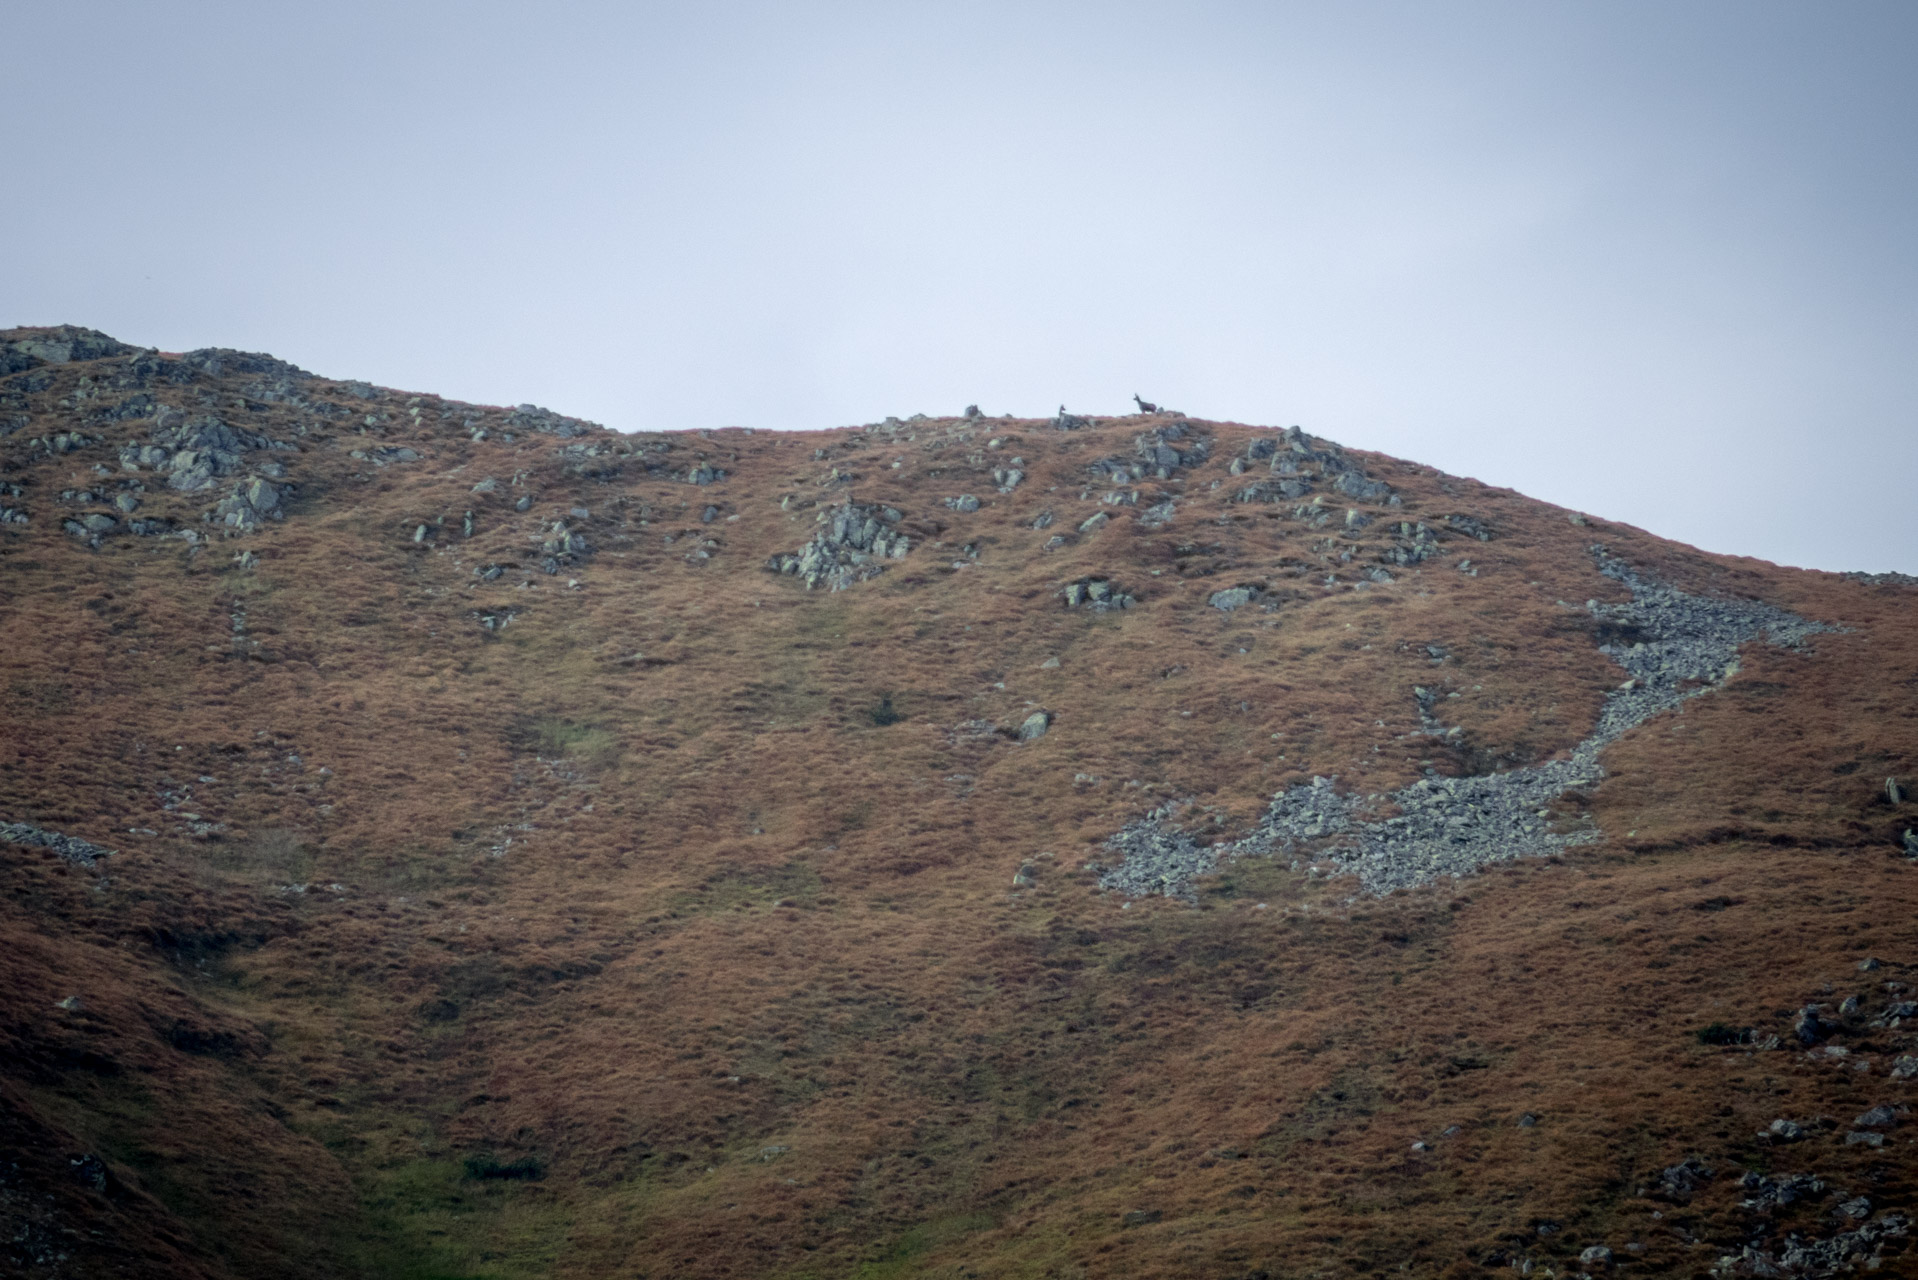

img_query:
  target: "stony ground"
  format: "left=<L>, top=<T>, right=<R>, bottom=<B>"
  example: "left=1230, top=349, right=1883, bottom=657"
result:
left=2, top=325, right=1916, bottom=1279
left=1095, top=548, right=1845, bottom=899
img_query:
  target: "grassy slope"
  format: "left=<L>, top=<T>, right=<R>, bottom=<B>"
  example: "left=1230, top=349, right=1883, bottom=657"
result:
left=1, top=328, right=1914, bottom=1278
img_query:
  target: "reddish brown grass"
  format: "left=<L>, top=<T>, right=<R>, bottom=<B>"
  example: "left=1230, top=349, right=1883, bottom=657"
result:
left=2, top=327, right=1914, bottom=1278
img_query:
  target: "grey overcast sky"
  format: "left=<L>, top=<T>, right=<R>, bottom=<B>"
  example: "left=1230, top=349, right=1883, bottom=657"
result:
left=6, top=2, right=1915, bottom=572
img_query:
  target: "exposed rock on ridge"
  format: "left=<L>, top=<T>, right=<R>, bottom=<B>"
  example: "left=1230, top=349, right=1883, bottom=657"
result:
left=767, top=500, right=911, bottom=590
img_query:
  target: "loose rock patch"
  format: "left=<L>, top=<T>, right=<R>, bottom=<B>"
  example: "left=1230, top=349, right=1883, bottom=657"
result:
left=767, top=501, right=911, bottom=591
left=1095, top=548, right=1840, bottom=898
left=0, top=822, right=116, bottom=869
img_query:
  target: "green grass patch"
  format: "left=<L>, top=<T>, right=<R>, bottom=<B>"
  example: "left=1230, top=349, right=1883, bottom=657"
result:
left=528, top=717, right=621, bottom=769
left=847, top=1211, right=998, bottom=1279
left=205, top=826, right=313, bottom=883
left=669, top=860, right=823, bottom=915
left=349, top=1156, right=572, bottom=1280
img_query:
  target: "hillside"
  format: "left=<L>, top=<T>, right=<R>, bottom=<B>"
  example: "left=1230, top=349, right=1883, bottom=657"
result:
left=2, top=324, right=1915, bottom=1279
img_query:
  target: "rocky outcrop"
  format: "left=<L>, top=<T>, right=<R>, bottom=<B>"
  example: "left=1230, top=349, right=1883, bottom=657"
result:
left=96, top=391, right=160, bottom=422
left=1224, top=436, right=1279, bottom=475
left=122, top=413, right=272, bottom=492
left=1331, top=469, right=1392, bottom=501
left=32, top=429, right=96, bottom=456
left=1135, top=423, right=1209, bottom=477
left=214, top=476, right=285, bottom=532
left=174, top=347, right=311, bottom=385
left=1089, top=422, right=1211, bottom=484
left=62, top=513, right=117, bottom=544
left=1446, top=514, right=1494, bottom=541
left=505, top=403, right=599, bottom=438
left=1234, top=476, right=1314, bottom=504
left=1063, top=578, right=1136, bottom=610
left=1207, top=585, right=1268, bottom=611
left=768, top=502, right=911, bottom=591
left=534, top=514, right=593, bottom=573
left=1, top=327, right=134, bottom=370
left=1379, top=521, right=1446, bottom=566
left=1138, top=498, right=1176, bottom=528
left=1723, top=1210, right=1909, bottom=1279
left=1017, top=711, right=1052, bottom=741
left=1245, top=426, right=1397, bottom=506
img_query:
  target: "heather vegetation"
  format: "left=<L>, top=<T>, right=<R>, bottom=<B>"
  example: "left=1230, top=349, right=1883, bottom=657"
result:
left=2, top=326, right=1915, bottom=1278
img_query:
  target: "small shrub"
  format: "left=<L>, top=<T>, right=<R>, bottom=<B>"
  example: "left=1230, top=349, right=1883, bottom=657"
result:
left=420, top=998, right=460, bottom=1023
left=462, top=1153, right=544, bottom=1181
left=868, top=695, right=903, bottom=726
